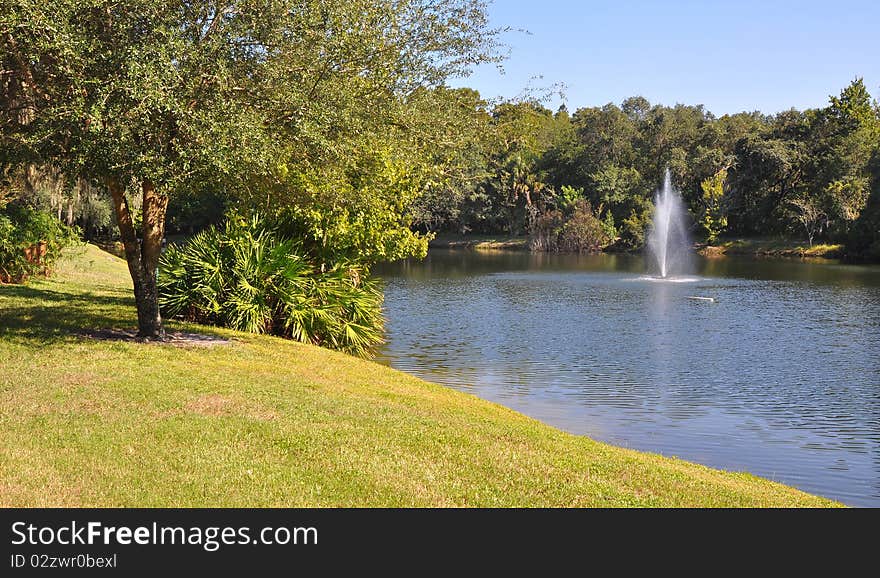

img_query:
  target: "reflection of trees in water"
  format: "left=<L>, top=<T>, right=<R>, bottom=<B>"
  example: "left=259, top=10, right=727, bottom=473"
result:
left=700, top=257, right=880, bottom=286
left=376, top=249, right=648, bottom=281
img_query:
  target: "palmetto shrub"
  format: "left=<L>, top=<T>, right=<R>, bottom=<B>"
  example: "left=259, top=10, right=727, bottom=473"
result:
left=158, top=216, right=383, bottom=356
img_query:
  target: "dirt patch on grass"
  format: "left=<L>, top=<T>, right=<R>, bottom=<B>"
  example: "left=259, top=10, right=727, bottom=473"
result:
left=79, top=329, right=232, bottom=347
left=0, top=479, right=83, bottom=507
left=186, top=394, right=232, bottom=416
left=56, top=371, right=103, bottom=387
left=184, top=393, right=277, bottom=421
left=697, top=240, right=845, bottom=260
left=0, top=372, right=123, bottom=418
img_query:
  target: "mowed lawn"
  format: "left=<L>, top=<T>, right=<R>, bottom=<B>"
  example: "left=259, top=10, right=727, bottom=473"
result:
left=0, top=245, right=840, bottom=507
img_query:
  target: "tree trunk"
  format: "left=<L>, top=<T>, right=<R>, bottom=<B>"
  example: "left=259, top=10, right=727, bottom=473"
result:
left=108, top=177, right=169, bottom=339
left=65, top=190, right=75, bottom=227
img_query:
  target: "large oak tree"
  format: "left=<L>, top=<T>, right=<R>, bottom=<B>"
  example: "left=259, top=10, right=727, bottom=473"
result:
left=1, top=0, right=498, bottom=337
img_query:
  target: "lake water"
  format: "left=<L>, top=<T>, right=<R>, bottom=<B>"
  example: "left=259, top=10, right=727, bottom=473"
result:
left=375, top=250, right=880, bottom=507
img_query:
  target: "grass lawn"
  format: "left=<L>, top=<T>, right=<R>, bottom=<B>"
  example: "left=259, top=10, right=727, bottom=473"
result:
left=0, top=244, right=840, bottom=507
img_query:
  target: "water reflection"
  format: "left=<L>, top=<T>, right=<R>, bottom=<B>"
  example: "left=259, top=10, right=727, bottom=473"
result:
left=375, top=250, right=880, bottom=506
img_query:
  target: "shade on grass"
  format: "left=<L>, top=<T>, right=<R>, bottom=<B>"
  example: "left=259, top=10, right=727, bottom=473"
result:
left=0, top=245, right=840, bottom=507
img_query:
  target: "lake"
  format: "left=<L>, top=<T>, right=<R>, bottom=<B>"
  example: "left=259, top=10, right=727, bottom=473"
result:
left=375, top=249, right=880, bottom=507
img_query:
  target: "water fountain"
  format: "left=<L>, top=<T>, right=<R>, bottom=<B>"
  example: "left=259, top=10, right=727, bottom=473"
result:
left=647, top=169, right=691, bottom=279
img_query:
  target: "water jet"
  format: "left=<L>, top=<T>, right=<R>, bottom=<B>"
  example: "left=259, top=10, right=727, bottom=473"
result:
left=647, top=169, right=691, bottom=278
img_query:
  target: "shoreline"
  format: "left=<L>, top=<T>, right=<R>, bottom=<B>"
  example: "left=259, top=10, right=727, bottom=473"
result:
left=696, top=238, right=845, bottom=260
left=428, top=234, right=869, bottom=262
left=428, top=234, right=529, bottom=251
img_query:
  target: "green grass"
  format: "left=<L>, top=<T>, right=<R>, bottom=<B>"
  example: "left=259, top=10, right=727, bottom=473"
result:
left=701, top=237, right=844, bottom=259
left=0, top=244, right=840, bottom=507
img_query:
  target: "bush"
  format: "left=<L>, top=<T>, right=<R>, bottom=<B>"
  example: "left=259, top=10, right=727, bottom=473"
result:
left=529, top=200, right=610, bottom=252
left=528, top=209, right=563, bottom=252
left=158, top=215, right=384, bottom=356
left=559, top=200, right=611, bottom=252
left=617, top=207, right=650, bottom=250
left=0, top=204, right=79, bottom=283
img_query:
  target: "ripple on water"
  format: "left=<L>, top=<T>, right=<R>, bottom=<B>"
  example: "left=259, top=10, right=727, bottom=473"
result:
left=630, top=275, right=703, bottom=283
left=375, top=251, right=880, bottom=506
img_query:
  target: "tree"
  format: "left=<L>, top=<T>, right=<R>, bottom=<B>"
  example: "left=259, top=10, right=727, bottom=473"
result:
left=621, top=96, right=651, bottom=123
left=828, top=78, right=876, bottom=132
left=728, top=136, right=805, bottom=234
left=637, top=103, right=710, bottom=196
left=807, top=79, right=879, bottom=238
left=480, top=101, right=557, bottom=234
left=408, top=88, right=493, bottom=233
left=788, top=195, right=826, bottom=247
left=848, top=149, right=880, bottom=258
left=1, top=0, right=498, bottom=337
left=699, top=168, right=728, bottom=243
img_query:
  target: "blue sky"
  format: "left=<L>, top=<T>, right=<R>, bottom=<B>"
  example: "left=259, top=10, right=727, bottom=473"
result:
left=450, top=0, right=880, bottom=115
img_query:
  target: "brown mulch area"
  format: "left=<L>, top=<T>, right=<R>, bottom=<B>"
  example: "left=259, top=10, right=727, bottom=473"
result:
left=79, top=328, right=233, bottom=347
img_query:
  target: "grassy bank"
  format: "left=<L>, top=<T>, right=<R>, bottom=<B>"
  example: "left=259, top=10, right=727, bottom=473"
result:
left=430, top=233, right=849, bottom=261
left=429, top=234, right=528, bottom=251
left=0, top=245, right=839, bottom=507
left=699, top=238, right=845, bottom=259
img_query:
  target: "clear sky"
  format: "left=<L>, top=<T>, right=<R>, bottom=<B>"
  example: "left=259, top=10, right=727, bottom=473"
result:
left=450, top=0, right=880, bottom=116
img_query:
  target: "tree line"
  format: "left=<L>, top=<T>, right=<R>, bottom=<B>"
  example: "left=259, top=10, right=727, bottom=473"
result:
left=412, top=79, right=880, bottom=258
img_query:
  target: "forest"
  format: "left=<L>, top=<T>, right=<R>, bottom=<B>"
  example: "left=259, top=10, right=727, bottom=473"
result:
left=10, top=79, right=880, bottom=259
left=408, top=79, right=880, bottom=258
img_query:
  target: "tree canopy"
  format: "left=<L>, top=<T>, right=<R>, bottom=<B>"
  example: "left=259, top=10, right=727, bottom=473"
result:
left=413, top=78, right=880, bottom=258
left=1, top=0, right=500, bottom=336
